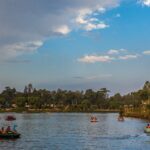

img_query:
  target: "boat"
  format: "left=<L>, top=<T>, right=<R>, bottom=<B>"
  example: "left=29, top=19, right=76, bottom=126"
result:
left=144, top=123, right=150, bottom=133
left=144, top=127, right=150, bottom=133
left=118, top=116, right=124, bottom=122
left=0, top=132, right=20, bottom=139
left=91, top=120, right=98, bottom=122
left=90, top=116, right=98, bottom=122
left=0, top=115, right=21, bottom=139
left=5, top=115, right=16, bottom=121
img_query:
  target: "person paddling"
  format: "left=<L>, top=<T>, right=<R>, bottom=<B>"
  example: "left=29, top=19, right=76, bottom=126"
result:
left=13, top=125, right=18, bottom=133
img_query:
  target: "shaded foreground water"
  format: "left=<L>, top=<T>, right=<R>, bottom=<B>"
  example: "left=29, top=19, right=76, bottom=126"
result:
left=0, top=113, right=150, bottom=150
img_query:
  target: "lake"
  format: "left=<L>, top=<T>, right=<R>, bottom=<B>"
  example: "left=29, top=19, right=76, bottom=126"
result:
left=0, top=113, right=150, bottom=150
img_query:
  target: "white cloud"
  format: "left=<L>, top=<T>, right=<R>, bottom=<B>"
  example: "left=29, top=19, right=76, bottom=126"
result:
left=120, top=49, right=127, bottom=52
left=78, top=8, right=92, bottom=16
left=78, top=55, right=114, bottom=63
left=76, top=16, right=88, bottom=24
left=74, top=74, right=112, bottom=80
left=143, top=50, right=150, bottom=55
left=0, top=41, right=43, bottom=61
left=107, top=49, right=127, bottom=55
left=78, top=49, right=140, bottom=63
left=0, top=0, right=119, bottom=60
left=84, top=22, right=109, bottom=31
left=139, top=0, right=150, bottom=6
left=119, top=54, right=138, bottom=60
left=115, top=13, right=121, bottom=17
left=108, top=49, right=119, bottom=55
left=75, top=7, right=109, bottom=31
left=98, top=7, right=106, bottom=13
left=54, top=25, right=71, bottom=35
left=97, top=23, right=109, bottom=29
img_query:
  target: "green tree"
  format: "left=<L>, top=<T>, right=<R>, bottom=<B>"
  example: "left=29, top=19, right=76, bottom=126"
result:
left=81, top=99, right=91, bottom=111
left=15, top=97, right=26, bottom=108
left=1, top=86, right=16, bottom=107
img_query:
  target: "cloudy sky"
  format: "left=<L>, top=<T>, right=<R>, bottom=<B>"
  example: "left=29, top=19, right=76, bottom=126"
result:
left=0, top=0, right=150, bottom=94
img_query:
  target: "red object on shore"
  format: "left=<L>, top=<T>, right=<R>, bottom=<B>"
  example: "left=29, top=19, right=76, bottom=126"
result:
left=5, top=115, right=16, bottom=121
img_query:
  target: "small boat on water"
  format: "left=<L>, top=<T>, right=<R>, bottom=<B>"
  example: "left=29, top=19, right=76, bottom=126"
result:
left=90, top=116, right=98, bottom=122
left=91, top=120, right=98, bottom=123
left=144, top=127, right=150, bottom=133
left=144, top=123, right=150, bottom=133
left=5, top=115, right=16, bottom=121
left=118, top=116, right=124, bottom=122
left=0, top=132, right=20, bottom=139
left=0, top=115, right=21, bottom=139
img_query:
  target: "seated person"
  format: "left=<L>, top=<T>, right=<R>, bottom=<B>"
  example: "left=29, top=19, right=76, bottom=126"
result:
left=1, top=127, right=5, bottom=134
left=91, top=116, right=97, bottom=121
left=13, top=125, right=17, bottom=133
left=5, top=126, right=11, bottom=133
left=91, top=116, right=94, bottom=120
left=147, top=123, right=150, bottom=128
left=94, top=116, right=97, bottom=120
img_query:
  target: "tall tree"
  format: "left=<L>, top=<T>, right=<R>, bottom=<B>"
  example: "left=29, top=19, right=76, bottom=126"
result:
left=28, top=83, right=33, bottom=93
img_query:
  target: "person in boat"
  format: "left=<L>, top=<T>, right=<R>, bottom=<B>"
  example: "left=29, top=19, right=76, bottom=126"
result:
left=0, top=127, right=4, bottom=134
left=146, top=123, right=150, bottom=128
left=118, top=115, right=124, bottom=121
left=5, top=126, right=11, bottom=133
left=91, top=116, right=97, bottom=121
left=118, top=110, right=124, bottom=121
left=94, top=116, right=97, bottom=121
left=1, top=127, right=4, bottom=133
left=13, top=125, right=17, bottom=133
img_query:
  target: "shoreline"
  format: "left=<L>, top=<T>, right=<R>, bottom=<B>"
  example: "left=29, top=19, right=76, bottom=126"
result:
left=124, top=112, right=150, bottom=120
left=123, top=107, right=150, bottom=120
left=0, top=109, right=119, bottom=113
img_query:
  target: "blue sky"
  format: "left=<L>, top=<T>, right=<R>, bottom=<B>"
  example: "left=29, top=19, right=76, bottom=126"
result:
left=0, top=0, right=150, bottom=94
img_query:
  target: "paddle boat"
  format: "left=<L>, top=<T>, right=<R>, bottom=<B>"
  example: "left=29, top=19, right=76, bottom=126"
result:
left=0, top=115, right=21, bottom=139
left=0, top=125, right=21, bottom=139
left=144, top=123, right=150, bottom=133
left=5, top=115, right=16, bottom=121
left=0, top=132, right=20, bottom=139
left=118, top=116, right=124, bottom=122
left=90, top=116, right=98, bottom=122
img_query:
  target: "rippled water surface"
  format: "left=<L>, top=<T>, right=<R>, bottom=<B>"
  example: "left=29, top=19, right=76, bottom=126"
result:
left=0, top=113, right=150, bottom=150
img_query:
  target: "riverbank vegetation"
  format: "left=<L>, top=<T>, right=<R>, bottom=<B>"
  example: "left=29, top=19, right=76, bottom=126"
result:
left=0, top=81, right=149, bottom=113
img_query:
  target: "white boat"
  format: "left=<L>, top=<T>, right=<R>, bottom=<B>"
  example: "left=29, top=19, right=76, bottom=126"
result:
left=144, top=127, right=150, bottom=133
left=144, top=123, right=150, bottom=133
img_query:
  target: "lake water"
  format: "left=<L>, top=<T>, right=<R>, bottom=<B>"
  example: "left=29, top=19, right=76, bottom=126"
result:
left=0, top=113, right=150, bottom=150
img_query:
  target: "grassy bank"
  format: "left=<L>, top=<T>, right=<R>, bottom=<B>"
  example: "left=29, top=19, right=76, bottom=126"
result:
left=124, top=107, right=150, bottom=120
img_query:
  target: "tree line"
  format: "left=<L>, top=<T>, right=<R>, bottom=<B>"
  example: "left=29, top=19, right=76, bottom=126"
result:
left=0, top=81, right=149, bottom=112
